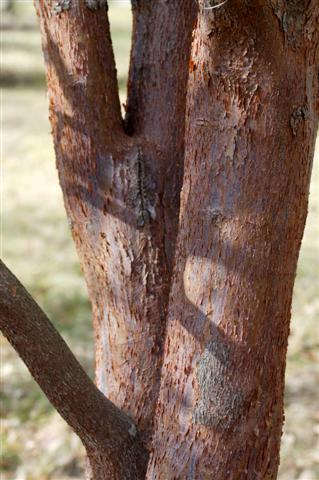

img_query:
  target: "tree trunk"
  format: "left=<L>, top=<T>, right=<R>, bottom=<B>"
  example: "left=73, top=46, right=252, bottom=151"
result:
left=34, top=0, right=196, bottom=446
left=147, top=1, right=319, bottom=478
left=0, top=261, right=148, bottom=480
left=2, top=0, right=316, bottom=478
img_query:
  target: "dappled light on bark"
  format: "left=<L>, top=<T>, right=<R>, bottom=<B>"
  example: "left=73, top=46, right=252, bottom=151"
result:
left=1, top=0, right=318, bottom=478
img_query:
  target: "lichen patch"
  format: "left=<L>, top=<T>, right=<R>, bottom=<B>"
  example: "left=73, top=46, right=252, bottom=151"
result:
left=84, top=0, right=107, bottom=10
left=52, top=0, right=71, bottom=15
left=193, top=339, right=246, bottom=429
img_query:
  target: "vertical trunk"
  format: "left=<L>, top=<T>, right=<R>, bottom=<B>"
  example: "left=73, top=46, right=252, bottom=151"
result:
left=148, top=1, right=319, bottom=478
left=34, top=0, right=319, bottom=477
left=35, top=0, right=195, bottom=446
left=125, top=0, right=196, bottom=266
left=88, top=0, right=196, bottom=444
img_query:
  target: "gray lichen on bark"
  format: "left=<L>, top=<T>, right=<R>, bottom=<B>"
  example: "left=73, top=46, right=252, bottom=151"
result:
left=193, top=339, right=246, bottom=429
left=84, top=0, right=107, bottom=10
left=51, top=0, right=71, bottom=15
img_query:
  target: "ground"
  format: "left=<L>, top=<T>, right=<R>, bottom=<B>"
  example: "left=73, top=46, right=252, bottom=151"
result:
left=1, top=3, right=318, bottom=479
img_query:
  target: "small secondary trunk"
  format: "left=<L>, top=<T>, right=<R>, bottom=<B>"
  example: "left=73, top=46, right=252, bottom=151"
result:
left=147, top=2, right=319, bottom=479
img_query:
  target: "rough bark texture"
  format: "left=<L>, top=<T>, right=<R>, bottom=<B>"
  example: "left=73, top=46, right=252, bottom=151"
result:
left=147, top=1, right=319, bottom=478
left=3, top=0, right=318, bottom=478
left=0, top=260, right=148, bottom=480
left=34, top=0, right=196, bottom=446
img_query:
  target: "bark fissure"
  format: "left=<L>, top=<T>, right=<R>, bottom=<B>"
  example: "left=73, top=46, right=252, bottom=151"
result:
left=132, top=145, right=156, bottom=228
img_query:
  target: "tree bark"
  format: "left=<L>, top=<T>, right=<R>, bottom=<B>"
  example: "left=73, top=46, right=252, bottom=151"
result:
left=147, top=1, right=319, bottom=478
left=3, top=0, right=317, bottom=478
left=0, top=260, right=148, bottom=480
left=34, top=0, right=196, bottom=446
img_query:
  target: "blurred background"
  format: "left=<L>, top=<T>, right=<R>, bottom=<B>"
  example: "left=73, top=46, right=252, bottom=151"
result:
left=0, top=1, right=318, bottom=479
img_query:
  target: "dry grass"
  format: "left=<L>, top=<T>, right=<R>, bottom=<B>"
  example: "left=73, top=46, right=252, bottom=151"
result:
left=1, top=3, right=318, bottom=479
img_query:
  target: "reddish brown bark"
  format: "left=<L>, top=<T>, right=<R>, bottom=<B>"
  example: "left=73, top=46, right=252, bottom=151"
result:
left=0, top=260, right=148, bottom=480
left=147, top=1, right=319, bottom=478
left=3, top=0, right=318, bottom=478
left=34, top=0, right=196, bottom=446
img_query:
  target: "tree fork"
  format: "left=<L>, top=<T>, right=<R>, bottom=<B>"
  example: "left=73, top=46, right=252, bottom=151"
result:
left=34, top=0, right=196, bottom=445
left=4, top=0, right=318, bottom=478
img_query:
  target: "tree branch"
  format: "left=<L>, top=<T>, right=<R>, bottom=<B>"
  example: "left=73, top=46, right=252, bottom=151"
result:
left=126, top=0, right=197, bottom=264
left=34, top=0, right=125, bottom=185
left=0, top=260, right=148, bottom=479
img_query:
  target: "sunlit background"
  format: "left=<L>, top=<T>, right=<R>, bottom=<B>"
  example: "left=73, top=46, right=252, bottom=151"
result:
left=1, top=1, right=318, bottom=479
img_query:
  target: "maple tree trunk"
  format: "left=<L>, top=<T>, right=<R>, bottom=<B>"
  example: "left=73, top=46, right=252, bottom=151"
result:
left=1, top=0, right=318, bottom=479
